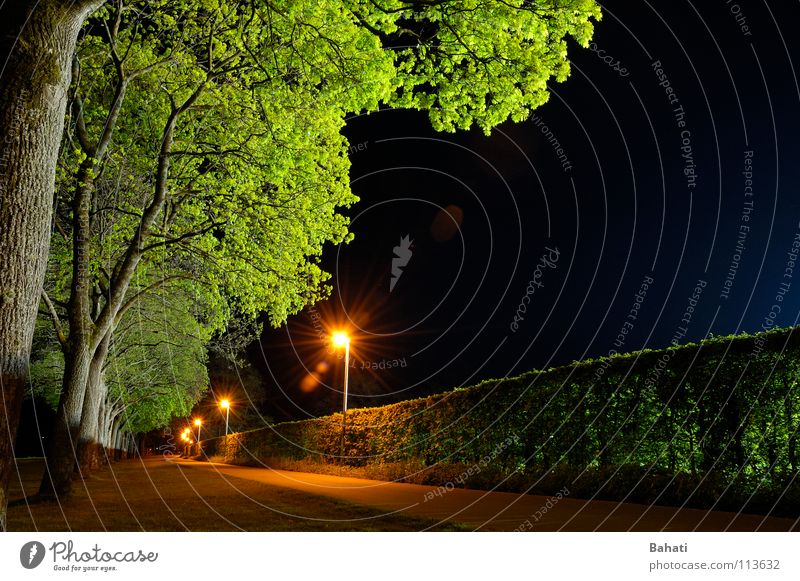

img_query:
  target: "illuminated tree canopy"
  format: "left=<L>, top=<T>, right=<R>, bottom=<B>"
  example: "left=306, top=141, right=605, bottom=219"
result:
left=0, top=0, right=600, bottom=519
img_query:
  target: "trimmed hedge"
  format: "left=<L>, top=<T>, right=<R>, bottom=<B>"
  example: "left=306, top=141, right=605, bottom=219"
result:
left=198, top=326, right=800, bottom=514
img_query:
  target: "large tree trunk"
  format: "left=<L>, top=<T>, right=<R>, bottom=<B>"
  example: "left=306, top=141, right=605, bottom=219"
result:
left=40, top=135, right=101, bottom=497
left=38, top=342, right=93, bottom=497
left=103, top=407, right=116, bottom=457
left=76, top=334, right=110, bottom=474
left=111, top=419, right=122, bottom=460
left=115, top=427, right=126, bottom=460
left=97, top=398, right=112, bottom=463
left=0, top=0, right=102, bottom=531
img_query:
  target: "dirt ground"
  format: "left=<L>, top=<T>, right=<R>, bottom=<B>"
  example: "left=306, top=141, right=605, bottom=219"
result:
left=9, top=456, right=797, bottom=532
left=6, top=457, right=461, bottom=531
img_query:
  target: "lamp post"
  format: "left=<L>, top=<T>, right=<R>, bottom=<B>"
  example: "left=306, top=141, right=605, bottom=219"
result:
left=220, top=400, right=230, bottom=436
left=194, top=418, right=202, bottom=443
left=332, top=332, right=350, bottom=462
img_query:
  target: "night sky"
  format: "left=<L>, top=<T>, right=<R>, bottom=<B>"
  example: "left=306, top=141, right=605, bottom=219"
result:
left=246, top=0, right=800, bottom=423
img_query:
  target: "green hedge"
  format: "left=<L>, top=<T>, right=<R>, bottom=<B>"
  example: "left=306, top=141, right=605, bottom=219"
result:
left=198, top=326, right=800, bottom=514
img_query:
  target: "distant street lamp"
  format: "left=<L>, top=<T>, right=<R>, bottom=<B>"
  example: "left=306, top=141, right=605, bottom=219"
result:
left=194, top=418, right=202, bottom=442
left=332, top=331, right=351, bottom=462
left=220, top=399, right=231, bottom=435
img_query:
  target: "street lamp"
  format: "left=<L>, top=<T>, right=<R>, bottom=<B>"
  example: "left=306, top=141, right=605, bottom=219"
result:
left=332, top=331, right=350, bottom=462
left=220, top=399, right=230, bottom=436
left=194, top=418, right=202, bottom=442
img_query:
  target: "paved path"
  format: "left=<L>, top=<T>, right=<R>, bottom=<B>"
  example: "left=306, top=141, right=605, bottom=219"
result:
left=171, top=459, right=798, bottom=531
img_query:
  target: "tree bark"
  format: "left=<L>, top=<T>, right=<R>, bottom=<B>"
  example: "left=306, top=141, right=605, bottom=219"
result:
left=76, top=333, right=110, bottom=474
left=39, top=342, right=93, bottom=497
left=0, top=0, right=103, bottom=531
left=103, top=407, right=117, bottom=457
left=40, top=161, right=99, bottom=496
left=111, top=420, right=122, bottom=460
left=97, top=398, right=112, bottom=464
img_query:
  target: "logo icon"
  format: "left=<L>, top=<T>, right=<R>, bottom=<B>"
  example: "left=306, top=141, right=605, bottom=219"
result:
left=20, top=541, right=46, bottom=569
left=390, top=235, right=413, bottom=292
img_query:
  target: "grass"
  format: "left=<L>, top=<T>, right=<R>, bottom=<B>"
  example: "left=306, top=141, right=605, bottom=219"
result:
left=7, top=456, right=463, bottom=531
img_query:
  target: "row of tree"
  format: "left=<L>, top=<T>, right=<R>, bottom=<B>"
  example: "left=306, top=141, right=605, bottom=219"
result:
left=0, top=0, right=601, bottom=530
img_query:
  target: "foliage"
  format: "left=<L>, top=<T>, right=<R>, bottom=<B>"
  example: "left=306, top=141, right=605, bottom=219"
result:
left=55, top=0, right=601, bottom=327
left=28, top=322, right=65, bottom=411
left=31, top=283, right=209, bottom=434
left=376, top=0, right=602, bottom=132
left=105, top=285, right=210, bottom=433
left=200, top=326, right=800, bottom=514
left=38, top=0, right=602, bottom=436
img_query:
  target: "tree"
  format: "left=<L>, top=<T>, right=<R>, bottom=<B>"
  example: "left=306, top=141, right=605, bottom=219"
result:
left=2, top=0, right=601, bottom=521
left=0, top=0, right=105, bottom=532
left=39, top=0, right=382, bottom=497
left=98, top=287, right=210, bottom=460
left=31, top=281, right=210, bottom=468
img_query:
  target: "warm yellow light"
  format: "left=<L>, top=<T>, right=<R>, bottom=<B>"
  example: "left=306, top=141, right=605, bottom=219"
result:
left=220, top=399, right=230, bottom=409
left=332, top=332, right=350, bottom=347
left=194, top=419, right=202, bottom=427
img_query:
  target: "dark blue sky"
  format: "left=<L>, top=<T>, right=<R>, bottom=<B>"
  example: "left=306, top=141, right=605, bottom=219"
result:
left=255, top=0, right=800, bottom=421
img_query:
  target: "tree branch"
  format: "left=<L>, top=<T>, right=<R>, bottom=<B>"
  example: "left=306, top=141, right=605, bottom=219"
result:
left=94, top=81, right=208, bottom=344
left=113, top=274, right=194, bottom=326
left=141, top=220, right=222, bottom=253
left=70, top=58, right=93, bottom=154
left=41, top=290, right=68, bottom=349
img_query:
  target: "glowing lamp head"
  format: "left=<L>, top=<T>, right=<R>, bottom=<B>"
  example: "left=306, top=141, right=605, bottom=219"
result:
left=332, top=332, right=350, bottom=348
left=220, top=399, right=230, bottom=410
left=194, top=419, right=202, bottom=427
